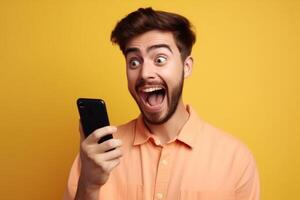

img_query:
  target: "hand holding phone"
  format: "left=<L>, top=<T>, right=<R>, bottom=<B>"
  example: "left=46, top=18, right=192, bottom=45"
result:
left=75, top=98, right=123, bottom=197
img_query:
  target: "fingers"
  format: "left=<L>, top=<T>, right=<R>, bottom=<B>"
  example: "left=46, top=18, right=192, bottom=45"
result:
left=85, top=126, right=117, bottom=144
left=84, top=146, right=122, bottom=173
left=105, top=159, right=121, bottom=172
left=79, top=125, right=122, bottom=175
left=95, top=147, right=123, bottom=161
left=93, top=158, right=121, bottom=173
left=83, top=139, right=122, bottom=157
left=94, top=153, right=121, bottom=172
left=96, top=139, right=122, bottom=152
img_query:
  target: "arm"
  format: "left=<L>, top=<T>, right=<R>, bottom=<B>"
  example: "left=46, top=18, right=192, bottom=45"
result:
left=63, top=125, right=122, bottom=200
left=74, top=178, right=100, bottom=200
left=235, top=149, right=260, bottom=200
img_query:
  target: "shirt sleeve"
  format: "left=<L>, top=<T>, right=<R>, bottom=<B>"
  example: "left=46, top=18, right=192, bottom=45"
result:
left=63, top=154, right=81, bottom=200
left=235, top=147, right=260, bottom=200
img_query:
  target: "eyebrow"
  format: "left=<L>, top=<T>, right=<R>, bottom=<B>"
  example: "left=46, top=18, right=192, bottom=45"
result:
left=124, top=44, right=173, bottom=56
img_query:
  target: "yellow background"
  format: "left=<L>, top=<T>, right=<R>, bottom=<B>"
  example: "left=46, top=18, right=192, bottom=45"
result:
left=0, top=0, right=299, bottom=199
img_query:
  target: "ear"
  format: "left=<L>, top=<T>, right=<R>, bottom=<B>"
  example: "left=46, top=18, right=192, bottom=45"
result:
left=183, top=56, right=193, bottom=78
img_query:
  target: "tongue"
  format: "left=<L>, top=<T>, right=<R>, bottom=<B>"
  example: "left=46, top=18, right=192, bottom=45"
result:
left=148, top=93, right=164, bottom=106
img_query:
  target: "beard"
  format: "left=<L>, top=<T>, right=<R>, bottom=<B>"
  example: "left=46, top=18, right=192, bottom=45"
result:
left=131, top=71, right=184, bottom=125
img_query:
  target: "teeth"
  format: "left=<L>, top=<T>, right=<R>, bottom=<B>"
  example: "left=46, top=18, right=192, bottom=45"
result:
left=142, top=87, right=163, bottom=93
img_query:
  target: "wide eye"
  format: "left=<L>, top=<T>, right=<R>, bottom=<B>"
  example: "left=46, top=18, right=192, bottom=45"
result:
left=155, top=56, right=167, bottom=66
left=129, top=59, right=141, bottom=69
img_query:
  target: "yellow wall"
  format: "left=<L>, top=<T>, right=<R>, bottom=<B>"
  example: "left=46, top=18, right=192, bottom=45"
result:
left=0, top=0, right=299, bottom=199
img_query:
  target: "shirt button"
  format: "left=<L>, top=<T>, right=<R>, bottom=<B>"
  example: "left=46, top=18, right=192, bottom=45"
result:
left=156, top=193, right=163, bottom=199
left=161, top=159, right=168, bottom=165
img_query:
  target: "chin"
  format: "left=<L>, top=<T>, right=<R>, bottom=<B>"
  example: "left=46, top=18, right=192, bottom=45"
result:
left=142, top=110, right=170, bottom=125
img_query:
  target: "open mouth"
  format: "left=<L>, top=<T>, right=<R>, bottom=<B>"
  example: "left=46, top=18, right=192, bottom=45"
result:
left=138, top=86, right=166, bottom=111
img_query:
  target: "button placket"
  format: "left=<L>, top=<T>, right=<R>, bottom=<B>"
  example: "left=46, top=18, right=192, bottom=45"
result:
left=153, top=145, right=172, bottom=199
left=156, top=192, right=163, bottom=199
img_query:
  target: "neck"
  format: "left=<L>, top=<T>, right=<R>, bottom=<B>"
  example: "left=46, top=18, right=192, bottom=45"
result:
left=144, top=99, right=189, bottom=144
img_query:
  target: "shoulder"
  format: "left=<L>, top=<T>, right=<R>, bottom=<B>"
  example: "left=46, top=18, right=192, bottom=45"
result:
left=204, top=122, right=241, bottom=145
left=200, top=122, right=260, bottom=196
left=203, top=121, right=247, bottom=148
left=200, top=120, right=256, bottom=168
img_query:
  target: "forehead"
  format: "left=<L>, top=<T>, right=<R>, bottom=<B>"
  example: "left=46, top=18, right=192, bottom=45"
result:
left=125, top=30, right=178, bottom=53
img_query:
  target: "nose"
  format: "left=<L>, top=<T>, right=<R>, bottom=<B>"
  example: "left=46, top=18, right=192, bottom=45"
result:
left=139, top=60, right=156, bottom=80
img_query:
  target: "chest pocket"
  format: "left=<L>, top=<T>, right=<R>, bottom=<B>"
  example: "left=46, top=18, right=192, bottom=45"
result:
left=179, top=190, right=236, bottom=200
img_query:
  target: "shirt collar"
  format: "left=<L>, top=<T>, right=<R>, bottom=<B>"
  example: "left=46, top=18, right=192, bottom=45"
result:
left=176, top=105, right=203, bottom=148
left=133, top=115, right=152, bottom=146
left=133, top=105, right=203, bottom=148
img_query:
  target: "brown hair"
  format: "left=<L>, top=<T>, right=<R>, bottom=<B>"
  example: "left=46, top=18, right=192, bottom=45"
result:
left=110, top=7, right=196, bottom=61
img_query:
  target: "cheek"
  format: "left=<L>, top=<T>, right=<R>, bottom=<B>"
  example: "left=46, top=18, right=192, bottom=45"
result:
left=160, top=66, right=183, bottom=87
left=126, top=70, right=137, bottom=90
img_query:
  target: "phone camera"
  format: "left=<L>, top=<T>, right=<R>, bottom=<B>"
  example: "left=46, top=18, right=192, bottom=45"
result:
left=78, top=101, right=85, bottom=108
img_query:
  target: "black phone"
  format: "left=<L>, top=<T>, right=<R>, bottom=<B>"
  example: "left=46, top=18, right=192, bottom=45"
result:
left=77, top=98, right=113, bottom=143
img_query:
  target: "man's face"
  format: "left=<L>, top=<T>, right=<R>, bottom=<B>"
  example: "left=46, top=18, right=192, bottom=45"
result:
left=125, top=30, right=186, bottom=124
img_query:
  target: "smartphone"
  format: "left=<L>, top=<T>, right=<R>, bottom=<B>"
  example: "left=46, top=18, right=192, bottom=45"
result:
left=77, top=98, right=113, bottom=143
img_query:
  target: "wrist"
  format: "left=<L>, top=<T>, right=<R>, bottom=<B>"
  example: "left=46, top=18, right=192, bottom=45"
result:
left=75, top=177, right=101, bottom=200
left=78, top=176, right=102, bottom=190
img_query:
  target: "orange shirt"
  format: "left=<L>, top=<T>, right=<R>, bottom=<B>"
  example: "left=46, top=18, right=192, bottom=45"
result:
left=64, top=105, right=260, bottom=200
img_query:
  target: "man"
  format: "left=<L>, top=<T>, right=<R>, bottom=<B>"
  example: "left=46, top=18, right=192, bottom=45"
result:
left=64, top=7, right=260, bottom=200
